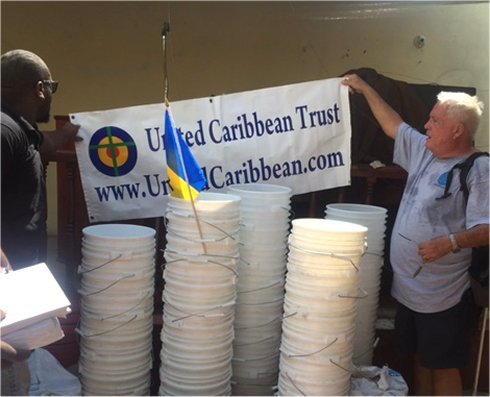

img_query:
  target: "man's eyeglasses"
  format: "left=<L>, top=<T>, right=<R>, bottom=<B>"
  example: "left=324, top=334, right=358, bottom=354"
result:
left=41, top=80, right=59, bottom=94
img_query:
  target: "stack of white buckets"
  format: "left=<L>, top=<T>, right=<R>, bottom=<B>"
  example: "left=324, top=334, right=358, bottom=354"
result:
left=227, top=183, right=292, bottom=396
left=279, top=218, right=368, bottom=395
left=325, top=203, right=388, bottom=365
left=77, top=224, right=156, bottom=395
left=159, top=192, right=241, bottom=395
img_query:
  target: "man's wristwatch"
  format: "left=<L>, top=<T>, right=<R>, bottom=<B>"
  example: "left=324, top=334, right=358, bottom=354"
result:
left=448, top=233, right=461, bottom=253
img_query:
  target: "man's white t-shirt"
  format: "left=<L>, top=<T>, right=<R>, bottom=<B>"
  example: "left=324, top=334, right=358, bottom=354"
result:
left=390, top=122, right=489, bottom=313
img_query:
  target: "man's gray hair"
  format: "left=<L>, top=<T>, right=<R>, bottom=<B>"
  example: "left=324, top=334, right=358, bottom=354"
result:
left=437, top=91, right=484, bottom=136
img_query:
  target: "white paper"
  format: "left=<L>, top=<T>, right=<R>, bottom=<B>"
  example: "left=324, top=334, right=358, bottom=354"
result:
left=2, top=317, right=65, bottom=350
left=0, top=263, right=71, bottom=336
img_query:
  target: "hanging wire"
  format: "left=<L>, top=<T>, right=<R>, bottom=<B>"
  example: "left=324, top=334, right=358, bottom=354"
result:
left=161, top=21, right=170, bottom=102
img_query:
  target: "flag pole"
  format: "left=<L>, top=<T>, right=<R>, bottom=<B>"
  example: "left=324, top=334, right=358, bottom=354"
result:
left=162, top=23, right=207, bottom=255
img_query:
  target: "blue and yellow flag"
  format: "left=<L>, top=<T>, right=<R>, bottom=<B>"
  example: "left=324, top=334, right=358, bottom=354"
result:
left=164, top=107, right=207, bottom=200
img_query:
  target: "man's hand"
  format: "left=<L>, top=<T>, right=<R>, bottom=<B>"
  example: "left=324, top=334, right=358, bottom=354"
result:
left=341, top=74, right=372, bottom=95
left=340, top=74, right=403, bottom=140
left=0, top=310, right=32, bottom=369
left=418, top=235, right=453, bottom=263
left=40, top=122, right=81, bottom=155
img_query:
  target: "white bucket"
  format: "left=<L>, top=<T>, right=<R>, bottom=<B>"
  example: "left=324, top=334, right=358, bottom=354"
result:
left=165, top=210, right=240, bottom=233
left=160, top=352, right=232, bottom=379
left=232, top=353, right=280, bottom=378
left=83, top=376, right=150, bottom=395
left=163, top=303, right=235, bottom=324
left=279, top=349, right=354, bottom=375
left=80, top=365, right=151, bottom=392
left=238, top=259, right=286, bottom=278
left=83, top=223, right=155, bottom=244
left=287, top=248, right=363, bottom=274
left=81, top=288, right=153, bottom=312
left=237, top=280, right=285, bottom=303
left=281, top=324, right=355, bottom=355
left=239, top=228, right=289, bottom=245
left=232, top=372, right=278, bottom=387
left=159, top=374, right=231, bottom=396
left=78, top=259, right=155, bottom=279
left=286, top=263, right=358, bottom=287
left=165, top=265, right=237, bottom=286
left=240, top=213, right=290, bottom=228
left=233, top=342, right=281, bottom=362
left=162, top=282, right=236, bottom=308
left=164, top=252, right=239, bottom=277
left=162, top=334, right=233, bottom=360
left=234, top=304, right=284, bottom=328
left=240, top=245, right=288, bottom=261
left=283, top=292, right=358, bottom=319
left=78, top=315, right=152, bottom=335
left=228, top=183, right=291, bottom=201
left=285, top=275, right=360, bottom=303
left=282, top=304, right=356, bottom=333
left=168, top=192, right=241, bottom=217
left=235, top=296, right=283, bottom=311
left=234, top=323, right=282, bottom=343
left=292, top=218, right=367, bottom=242
left=326, top=202, right=387, bottom=216
left=288, top=235, right=367, bottom=256
left=165, top=233, right=239, bottom=256
left=82, top=334, right=151, bottom=356
left=278, top=369, right=350, bottom=397
left=162, top=286, right=236, bottom=313
left=80, top=269, right=155, bottom=293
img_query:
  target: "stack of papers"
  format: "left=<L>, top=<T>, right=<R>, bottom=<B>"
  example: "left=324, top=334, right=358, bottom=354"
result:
left=0, top=263, right=71, bottom=350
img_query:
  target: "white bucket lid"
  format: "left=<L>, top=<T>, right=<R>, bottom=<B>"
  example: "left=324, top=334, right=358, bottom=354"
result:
left=228, top=183, right=292, bottom=197
left=326, top=203, right=387, bottom=215
left=83, top=223, right=155, bottom=241
left=169, top=192, right=241, bottom=212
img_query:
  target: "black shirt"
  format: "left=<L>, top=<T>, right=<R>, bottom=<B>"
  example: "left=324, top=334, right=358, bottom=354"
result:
left=1, top=105, right=47, bottom=269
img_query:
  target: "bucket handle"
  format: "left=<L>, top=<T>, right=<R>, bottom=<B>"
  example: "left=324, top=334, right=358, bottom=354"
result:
left=285, top=337, right=338, bottom=358
left=78, top=273, right=135, bottom=297
left=329, top=358, right=354, bottom=373
left=164, top=248, right=239, bottom=261
left=164, top=210, right=238, bottom=240
left=239, top=255, right=287, bottom=268
left=91, top=295, right=152, bottom=321
left=288, top=243, right=360, bottom=271
left=163, top=300, right=235, bottom=322
left=78, top=254, right=123, bottom=274
left=167, top=228, right=237, bottom=243
left=75, top=314, right=138, bottom=338
left=283, top=372, right=307, bottom=396
left=163, top=257, right=238, bottom=276
left=238, top=279, right=283, bottom=294
left=338, top=287, right=368, bottom=299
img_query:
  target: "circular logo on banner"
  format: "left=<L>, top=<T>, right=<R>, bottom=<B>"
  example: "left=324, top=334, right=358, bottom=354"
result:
left=88, top=126, right=138, bottom=177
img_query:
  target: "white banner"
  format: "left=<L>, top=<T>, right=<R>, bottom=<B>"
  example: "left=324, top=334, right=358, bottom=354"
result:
left=72, top=78, right=351, bottom=223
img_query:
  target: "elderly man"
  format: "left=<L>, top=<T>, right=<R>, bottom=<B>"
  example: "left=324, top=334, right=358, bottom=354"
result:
left=342, top=74, right=489, bottom=396
left=1, top=49, right=79, bottom=270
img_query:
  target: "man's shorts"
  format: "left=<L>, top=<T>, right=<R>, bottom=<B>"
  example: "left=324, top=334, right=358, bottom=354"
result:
left=394, top=290, right=475, bottom=369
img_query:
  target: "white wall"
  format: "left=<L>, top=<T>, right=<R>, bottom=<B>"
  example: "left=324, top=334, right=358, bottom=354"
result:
left=2, top=1, right=488, bottom=234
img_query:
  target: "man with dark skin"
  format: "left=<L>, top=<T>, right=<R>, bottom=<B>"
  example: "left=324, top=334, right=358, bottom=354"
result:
left=1, top=50, right=80, bottom=394
left=1, top=49, right=80, bottom=270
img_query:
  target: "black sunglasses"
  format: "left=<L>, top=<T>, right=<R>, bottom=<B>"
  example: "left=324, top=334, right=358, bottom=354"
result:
left=41, top=80, right=59, bottom=94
